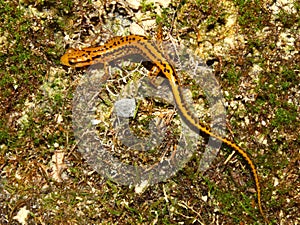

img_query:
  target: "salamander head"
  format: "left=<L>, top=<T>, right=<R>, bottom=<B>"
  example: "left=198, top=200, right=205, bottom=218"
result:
left=60, top=48, right=92, bottom=67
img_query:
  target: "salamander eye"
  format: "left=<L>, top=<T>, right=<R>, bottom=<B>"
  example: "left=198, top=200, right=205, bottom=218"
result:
left=68, top=60, right=78, bottom=66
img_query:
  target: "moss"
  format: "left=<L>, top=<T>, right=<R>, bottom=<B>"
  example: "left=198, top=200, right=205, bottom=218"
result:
left=1, top=0, right=299, bottom=224
left=271, top=107, right=297, bottom=128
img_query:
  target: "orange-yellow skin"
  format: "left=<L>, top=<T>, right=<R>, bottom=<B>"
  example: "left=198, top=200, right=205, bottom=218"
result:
left=61, top=35, right=267, bottom=222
